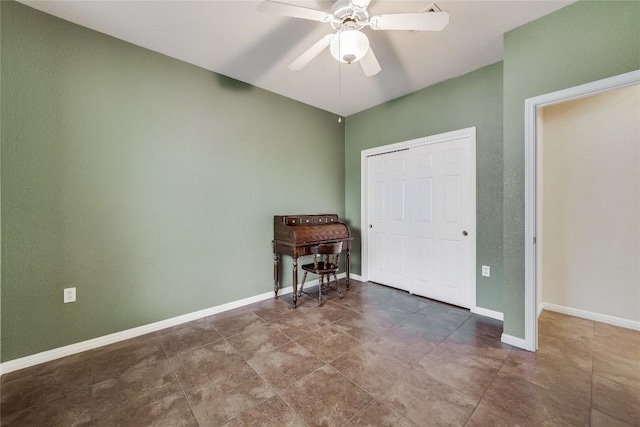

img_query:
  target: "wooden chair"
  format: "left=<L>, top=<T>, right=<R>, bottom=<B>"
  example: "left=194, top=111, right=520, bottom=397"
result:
left=298, top=241, right=343, bottom=306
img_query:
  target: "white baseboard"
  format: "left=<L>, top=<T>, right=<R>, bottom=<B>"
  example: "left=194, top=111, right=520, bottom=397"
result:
left=471, top=306, right=504, bottom=321
left=0, top=272, right=358, bottom=375
left=501, top=333, right=528, bottom=350
left=1, top=274, right=358, bottom=376
left=540, top=302, right=640, bottom=331
left=349, top=273, right=364, bottom=282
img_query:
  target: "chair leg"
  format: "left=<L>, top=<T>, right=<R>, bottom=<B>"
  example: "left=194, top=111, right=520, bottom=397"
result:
left=298, top=271, right=308, bottom=297
left=334, top=273, right=343, bottom=299
left=318, top=274, right=323, bottom=306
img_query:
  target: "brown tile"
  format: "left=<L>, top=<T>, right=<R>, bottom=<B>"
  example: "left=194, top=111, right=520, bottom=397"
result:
left=343, top=399, right=417, bottom=427
left=594, top=348, right=640, bottom=391
left=93, top=390, right=197, bottom=426
left=270, top=302, right=354, bottom=340
left=297, top=283, right=344, bottom=303
left=92, top=359, right=195, bottom=426
left=158, top=318, right=224, bottom=357
left=593, top=323, right=640, bottom=390
left=363, top=315, right=455, bottom=365
left=222, top=395, right=306, bottom=427
left=1, top=387, right=91, bottom=427
left=591, top=408, right=635, bottom=427
left=330, top=343, right=414, bottom=397
left=500, top=350, right=592, bottom=403
left=413, top=302, right=473, bottom=328
left=467, top=372, right=590, bottom=427
left=592, top=375, right=640, bottom=426
left=170, top=340, right=248, bottom=394
left=1, top=351, right=92, bottom=383
left=343, top=279, right=365, bottom=293
left=439, top=331, right=513, bottom=370
left=249, top=297, right=295, bottom=322
left=467, top=399, right=539, bottom=427
left=537, top=329, right=593, bottom=373
left=188, top=366, right=274, bottom=427
left=538, top=310, right=594, bottom=342
left=594, top=323, right=640, bottom=359
left=373, top=292, right=431, bottom=314
left=297, top=324, right=360, bottom=363
left=92, top=358, right=181, bottom=404
left=378, top=364, right=478, bottom=426
left=0, top=352, right=93, bottom=419
left=92, top=333, right=167, bottom=383
left=417, top=345, right=499, bottom=401
left=331, top=311, right=400, bottom=341
left=211, top=311, right=266, bottom=338
left=226, top=322, right=291, bottom=360
left=455, top=314, right=504, bottom=341
left=332, top=291, right=381, bottom=313
left=357, top=283, right=401, bottom=301
left=280, top=365, right=373, bottom=427
left=247, top=341, right=324, bottom=391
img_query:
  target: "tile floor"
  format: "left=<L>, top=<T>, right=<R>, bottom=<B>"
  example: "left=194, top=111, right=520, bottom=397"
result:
left=1, top=280, right=639, bottom=426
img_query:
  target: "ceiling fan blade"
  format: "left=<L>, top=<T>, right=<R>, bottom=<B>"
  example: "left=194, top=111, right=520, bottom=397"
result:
left=369, top=11, right=449, bottom=31
left=360, top=48, right=381, bottom=77
left=289, top=34, right=335, bottom=71
left=257, top=1, right=333, bottom=23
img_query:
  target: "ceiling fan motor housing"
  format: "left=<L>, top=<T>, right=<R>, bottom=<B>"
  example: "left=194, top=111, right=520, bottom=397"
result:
left=330, top=0, right=369, bottom=31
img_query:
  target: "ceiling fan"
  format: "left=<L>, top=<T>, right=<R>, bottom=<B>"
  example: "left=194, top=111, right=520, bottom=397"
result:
left=257, top=0, right=449, bottom=76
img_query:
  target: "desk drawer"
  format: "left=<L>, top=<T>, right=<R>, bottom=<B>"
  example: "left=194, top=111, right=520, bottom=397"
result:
left=284, top=216, right=314, bottom=226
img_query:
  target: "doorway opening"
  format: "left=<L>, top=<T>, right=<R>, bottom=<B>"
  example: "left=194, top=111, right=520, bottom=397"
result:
left=524, top=70, right=640, bottom=351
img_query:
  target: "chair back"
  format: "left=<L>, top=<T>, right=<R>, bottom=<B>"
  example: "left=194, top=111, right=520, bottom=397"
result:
left=311, top=242, right=343, bottom=255
left=311, top=242, right=343, bottom=270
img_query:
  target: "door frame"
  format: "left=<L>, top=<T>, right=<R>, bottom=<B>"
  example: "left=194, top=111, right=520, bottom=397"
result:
left=523, top=69, right=640, bottom=352
left=360, top=126, right=477, bottom=309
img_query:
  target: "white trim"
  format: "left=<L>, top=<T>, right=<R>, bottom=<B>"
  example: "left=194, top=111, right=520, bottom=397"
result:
left=471, top=306, right=504, bottom=321
left=524, top=70, right=640, bottom=353
left=1, top=272, right=356, bottom=375
left=501, top=333, right=527, bottom=349
left=537, top=304, right=544, bottom=318
left=349, top=273, right=364, bottom=282
left=1, top=274, right=351, bottom=376
left=540, top=303, right=640, bottom=332
left=360, top=127, right=477, bottom=309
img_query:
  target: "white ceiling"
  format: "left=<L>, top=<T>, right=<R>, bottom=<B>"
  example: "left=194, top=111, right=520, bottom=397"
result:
left=20, top=0, right=574, bottom=116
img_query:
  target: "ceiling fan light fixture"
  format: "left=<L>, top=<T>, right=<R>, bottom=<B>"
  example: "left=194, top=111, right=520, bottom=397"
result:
left=330, top=30, right=369, bottom=64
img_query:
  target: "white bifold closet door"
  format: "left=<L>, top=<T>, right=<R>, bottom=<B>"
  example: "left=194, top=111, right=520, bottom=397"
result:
left=367, top=136, right=473, bottom=308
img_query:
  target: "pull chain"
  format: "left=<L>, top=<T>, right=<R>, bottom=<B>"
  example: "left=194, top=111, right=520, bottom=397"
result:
left=338, top=28, right=343, bottom=123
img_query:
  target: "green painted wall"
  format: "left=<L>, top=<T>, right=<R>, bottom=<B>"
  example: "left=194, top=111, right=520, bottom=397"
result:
left=502, top=1, right=640, bottom=338
left=344, top=62, right=504, bottom=312
left=0, top=1, right=345, bottom=362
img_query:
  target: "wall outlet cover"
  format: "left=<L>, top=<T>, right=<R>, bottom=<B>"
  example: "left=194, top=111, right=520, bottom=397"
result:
left=64, top=287, right=76, bottom=303
left=481, top=265, right=491, bottom=277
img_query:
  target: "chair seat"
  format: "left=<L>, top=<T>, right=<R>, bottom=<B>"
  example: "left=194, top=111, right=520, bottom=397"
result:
left=298, top=241, right=343, bottom=306
left=301, top=262, right=338, bottom=274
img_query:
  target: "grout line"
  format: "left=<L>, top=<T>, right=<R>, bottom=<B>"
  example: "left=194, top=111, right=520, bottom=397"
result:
left=167, top=357, right=201, bottom=427
left=463, top=349, right=512, bottom=426
left=340, top=398, right=376, bottom=427
left=240, top=347, right=312, bottom=427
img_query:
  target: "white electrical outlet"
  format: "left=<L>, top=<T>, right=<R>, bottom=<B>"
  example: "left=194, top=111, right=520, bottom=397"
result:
left=64, top=287, right=76, bottom=303
left=481, top=266, right=491, bottom=277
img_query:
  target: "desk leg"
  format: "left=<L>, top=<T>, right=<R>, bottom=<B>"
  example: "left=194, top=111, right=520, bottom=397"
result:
left=346, top=249, right=351, bottom=291
left=292, top=257, right=298, bottom=308
left=273, top=253, right=279, bottom=299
